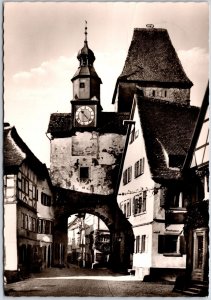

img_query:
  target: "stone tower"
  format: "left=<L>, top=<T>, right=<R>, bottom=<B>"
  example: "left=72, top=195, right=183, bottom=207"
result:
left=47, top=23, right=130, bottom=195
left=112, top=25, right=193, bottom=112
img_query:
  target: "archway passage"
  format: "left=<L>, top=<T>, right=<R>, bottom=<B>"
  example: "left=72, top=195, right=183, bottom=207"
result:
left=53, top=187, right=134, bottom=272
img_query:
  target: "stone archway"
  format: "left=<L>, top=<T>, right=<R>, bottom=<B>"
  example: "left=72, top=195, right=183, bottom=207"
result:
left=52, top=187, right=134, bottom=272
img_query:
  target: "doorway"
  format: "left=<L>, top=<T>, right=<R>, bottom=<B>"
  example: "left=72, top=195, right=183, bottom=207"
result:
left=192, top=228, right=208, bottom=281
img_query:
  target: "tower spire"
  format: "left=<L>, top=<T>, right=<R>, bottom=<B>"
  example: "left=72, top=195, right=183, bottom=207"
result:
left=84, top=20, right=88, bottom=43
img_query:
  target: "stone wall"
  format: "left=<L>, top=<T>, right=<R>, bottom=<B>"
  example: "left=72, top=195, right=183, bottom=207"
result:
left=50, top=131, right=126, bottom=194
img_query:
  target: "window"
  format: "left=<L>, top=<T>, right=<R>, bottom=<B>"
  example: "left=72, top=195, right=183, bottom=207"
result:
left=38, top=219, right=42, bottom=233
left=80, top=167, right=89, bottom=181
left=135, top=236, right=140, bottom=253
left=152, top=90, right=156, bottom=97
left=4, top=175, right=15, bottom=199
left=130, top=127, right=135, bottom=144
left=32, top=218, right=36, bottom=232
left=158, top=235, right=186, bottom=256
left=80, top=82, right=85, bottom=88
left=32, top=185, right=38, bottom=200
left=133, top=191, right=147, bottom=215
left=121, top=199, right=131, bottom=218
left=28, top=216, right=32, bottom=231
left=21, top=177, right=29, bottom=195
left=169, top=191, right=188, bottom=208
left=37, top=219, right=53, bottom=234
left=142, top=191, right=147, bottom=211
left=141, top=235, right=147, bottom=253
left=163, top=90, right=167, bottom=97
left=134, top=158, right=145, bottom=178
left=130, top=128, right=139, bottom=144
left=123, top=166, right=132, bottom=185
left=41, top=192, right=51, bottom=206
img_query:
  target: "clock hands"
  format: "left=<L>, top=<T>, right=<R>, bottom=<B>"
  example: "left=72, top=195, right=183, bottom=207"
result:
left=81, top=110, right=90, bottom=121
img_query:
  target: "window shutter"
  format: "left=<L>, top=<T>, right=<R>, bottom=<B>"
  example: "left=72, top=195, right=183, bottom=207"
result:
left=142, top=157, right=145, bottom=174
left=158, top=235, right=165, bottom=253
left=179, top=236, right=186, bottom=255
left=132, top=197, right=135, bottom=215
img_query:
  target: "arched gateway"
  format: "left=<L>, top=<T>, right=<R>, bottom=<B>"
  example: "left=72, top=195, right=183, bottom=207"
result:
left=47, top=23, right=134, bottom=272
left=53, top=188, right=134, bottom=271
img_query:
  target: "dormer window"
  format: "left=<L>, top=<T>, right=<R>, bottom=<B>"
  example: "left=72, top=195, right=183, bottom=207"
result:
left=169, top=155, right=184, bottom=168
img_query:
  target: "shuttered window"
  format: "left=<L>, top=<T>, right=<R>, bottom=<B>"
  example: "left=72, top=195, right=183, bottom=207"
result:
left=141, top=235, right=146, bottom=253
left=133, top=191, right=147, bottom=215
left=123, top=166, right=132, bottom=185
left=134, top=158, right=145, bottom=178
left=135, top=236, right=140, bottom=253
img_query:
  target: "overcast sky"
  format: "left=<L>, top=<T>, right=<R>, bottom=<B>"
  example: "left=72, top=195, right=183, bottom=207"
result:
left=4, top=2, right=209, bottom=167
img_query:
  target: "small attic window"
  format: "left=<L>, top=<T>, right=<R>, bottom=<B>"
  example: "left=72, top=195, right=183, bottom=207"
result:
left=80, top=82, right=85, bottom=88
left=152, top=90, right=155, bottom=97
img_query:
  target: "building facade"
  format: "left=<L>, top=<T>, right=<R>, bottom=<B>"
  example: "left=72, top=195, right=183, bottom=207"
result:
left=67, top=214, right=110, bottom=268
left=116, top=96, right=199, bottom=280
left=114, top=25, right=200, bottom=281
left=175, top=86, right=209, bottom=296
left=4, top=124, right=54, bottom=282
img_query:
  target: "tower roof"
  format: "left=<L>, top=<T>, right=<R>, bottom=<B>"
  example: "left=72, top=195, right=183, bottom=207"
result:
left=118, top=27, right=193, bottom=86
left=72, top=21, right=102, bottom=83
left=76, top=21, right=95, bottom=66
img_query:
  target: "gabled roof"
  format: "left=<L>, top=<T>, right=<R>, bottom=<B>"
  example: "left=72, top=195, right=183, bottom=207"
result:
left=119, top=28, right=192, bottom=86
left=4, top=125, right=52, bottom=186
left=47, top=111, right=130, bottom=137
left=136, top=97, right=199, bottom=182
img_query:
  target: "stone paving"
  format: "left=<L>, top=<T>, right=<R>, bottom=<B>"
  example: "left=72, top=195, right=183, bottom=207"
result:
left=4, top=265, right=184, bottom=297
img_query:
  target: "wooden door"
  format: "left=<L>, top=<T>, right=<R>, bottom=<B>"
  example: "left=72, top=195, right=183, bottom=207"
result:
left=192, top=228, right=208, bottom=281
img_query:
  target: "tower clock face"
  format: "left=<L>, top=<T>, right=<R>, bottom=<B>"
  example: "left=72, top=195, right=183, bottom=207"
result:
left=75, top=105, right=95, bottom=126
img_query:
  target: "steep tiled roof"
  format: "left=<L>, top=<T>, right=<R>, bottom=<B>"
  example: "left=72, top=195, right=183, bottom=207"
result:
left=4, top=125, right=52, bottom=184
left=119, top=28, right=192, bottom=87
left=4, top=126, right=26, bottom=172
left=47, top=111, right=130, bottom=137
left=136, top=97, right=199, bottom=182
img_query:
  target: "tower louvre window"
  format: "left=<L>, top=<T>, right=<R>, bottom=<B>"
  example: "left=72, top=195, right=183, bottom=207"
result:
left=80, top=82, right=85, bottom=88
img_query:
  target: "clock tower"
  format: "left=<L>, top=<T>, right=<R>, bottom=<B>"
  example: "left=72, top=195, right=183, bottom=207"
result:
left=71, top=22, right=102, bottom=128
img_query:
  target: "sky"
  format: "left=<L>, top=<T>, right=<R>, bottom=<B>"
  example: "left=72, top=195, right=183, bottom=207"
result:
left=4, top=2, right=209, bottom=167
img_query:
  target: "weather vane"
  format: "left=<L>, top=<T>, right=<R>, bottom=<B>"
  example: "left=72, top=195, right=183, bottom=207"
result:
left=85, top=20, right=88, bottom=42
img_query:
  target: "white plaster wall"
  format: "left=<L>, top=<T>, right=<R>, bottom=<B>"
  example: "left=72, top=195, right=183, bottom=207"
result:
left=151, top=223, right=186, bottom=268
left=37, top=178, right=54, bottom=220
left=132, top=224, right=152, bottom=268
left=117, top=104, right=155, bottom=225
left=4, top=204, right=18, bottom=270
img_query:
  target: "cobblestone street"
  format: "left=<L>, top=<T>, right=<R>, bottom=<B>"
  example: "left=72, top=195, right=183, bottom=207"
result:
left=4, top=265, right=183, bottom=297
